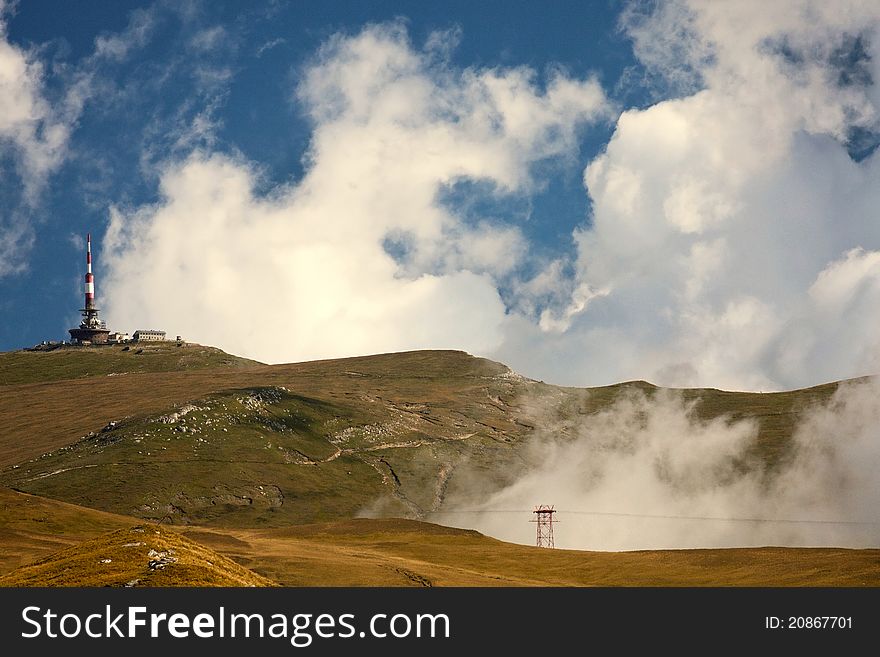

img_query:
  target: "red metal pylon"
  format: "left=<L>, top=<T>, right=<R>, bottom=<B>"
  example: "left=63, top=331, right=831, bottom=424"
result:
left=531, top=505, right=557, bottom=548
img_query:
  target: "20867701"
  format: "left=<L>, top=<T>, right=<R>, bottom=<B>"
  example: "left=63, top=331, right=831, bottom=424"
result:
left=765, top=616, right=852, bottom=630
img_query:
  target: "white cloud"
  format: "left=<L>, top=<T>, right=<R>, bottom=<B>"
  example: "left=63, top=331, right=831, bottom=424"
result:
left=773, top=247, right=880, bottom=385
left=103, top=5, right=880, bottom=393
left=0, top=4, right=73, bottom=276
left=0, top=18, right=67, bottom=198
left=93, top=7, right=156, bottom=61
left=538, top=282, right=608, bottom=333
left=189, top=26, right=227, bottom=52
left=0, top=217, right=33, bottom=278
left=0, top=1, right=165, bottom=278
left=495, top=0, right=880, bottom=391
left=103, top=24, right=609, bottom=363
left=438, top=378, right=880, bottom=550
left=255, top=37, right=285, bottom=58
left=808, top=247, right=880, bottom=309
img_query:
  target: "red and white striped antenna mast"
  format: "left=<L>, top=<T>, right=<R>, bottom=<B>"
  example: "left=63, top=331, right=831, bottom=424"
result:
left=85, top=232, right=94, bottom=310
left=68, top=231, right=110, bottom=344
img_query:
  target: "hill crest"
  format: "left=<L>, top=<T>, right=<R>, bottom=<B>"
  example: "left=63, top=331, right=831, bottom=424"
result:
left=0, top=523, right=275, bottom=587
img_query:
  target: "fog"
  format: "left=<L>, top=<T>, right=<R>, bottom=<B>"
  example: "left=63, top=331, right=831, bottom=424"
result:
left=433, top=378, right=880, bottom=550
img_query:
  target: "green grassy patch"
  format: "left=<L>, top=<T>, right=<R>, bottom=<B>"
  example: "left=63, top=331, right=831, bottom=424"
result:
left=0, top=343, right=261, bottom=386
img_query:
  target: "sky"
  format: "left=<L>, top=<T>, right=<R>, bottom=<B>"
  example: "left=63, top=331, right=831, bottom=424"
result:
left=2, top=0, right=880, bottom=392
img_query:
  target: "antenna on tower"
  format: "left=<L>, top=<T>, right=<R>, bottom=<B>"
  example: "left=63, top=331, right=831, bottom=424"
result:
left=68, top=231, right=111, bottom=344
left=531, top=505, right=557, bottom=548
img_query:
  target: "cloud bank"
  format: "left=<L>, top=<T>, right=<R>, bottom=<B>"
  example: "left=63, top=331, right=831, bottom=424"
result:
left=100, top=3, right=880, bottom=394
left=102, top=23, right=609, bottom=363
left=499, top=0, right=880, bottom=391
left=435, top=377, right=880, bottom=550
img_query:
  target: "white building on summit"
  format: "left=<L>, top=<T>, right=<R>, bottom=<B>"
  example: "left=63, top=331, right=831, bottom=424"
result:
left=133, top=330, right=166, bottom=342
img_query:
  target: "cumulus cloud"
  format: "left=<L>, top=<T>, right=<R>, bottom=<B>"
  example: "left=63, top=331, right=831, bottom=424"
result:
left=102, top=23, right=609, bottom=363
left=100, top=3, right=880, bottom=394
left=436, top=378, right=880, bottom=550
left=495, top=0, right=880, bottom=391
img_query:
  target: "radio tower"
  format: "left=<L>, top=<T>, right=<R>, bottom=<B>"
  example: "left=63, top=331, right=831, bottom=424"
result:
left=68, top=232, right=110, bottom=345
left=531, top=505, right=557, bottom=548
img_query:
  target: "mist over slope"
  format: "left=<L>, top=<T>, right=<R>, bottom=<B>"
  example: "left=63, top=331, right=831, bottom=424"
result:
left=435, top=378, right=880, bottom=549
left=2, top=346, right=878, bottom=551
left=3, top=487, right=876, bottom=587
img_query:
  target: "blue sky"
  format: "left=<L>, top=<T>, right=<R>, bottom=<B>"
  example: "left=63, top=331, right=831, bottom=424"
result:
left=3, top=1, right=880, bottom=391
left=1, top=1, right=634, bottom=347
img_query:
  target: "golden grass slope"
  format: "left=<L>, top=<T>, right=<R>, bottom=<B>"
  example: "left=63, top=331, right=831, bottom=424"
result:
left=2, top=346, right=877, bottom=587
left=0, top=487, right=133, bottom=574
left=185, top=519, right=880, bottom=587
left=0, top=524, right=275, bottom=587
left=1, top=489, right=878, bottom=587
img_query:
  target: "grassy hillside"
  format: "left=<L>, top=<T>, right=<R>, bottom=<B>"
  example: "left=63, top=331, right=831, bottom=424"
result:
left=2, top=346, right=874, bottom=587
left=0, top=487, right=133, bottom=574
left=0, top=342, right=261, bottom=386
left=0, top=351, right=526, bottom=523
left=0, top=349, right=514, bottom=472
left=2, top=488, right=877, bottom=586
left=0, top=523, right=275, bottom=587
left=0, top=349, right=845, bottom=527
left=189, top=519, right=880, bottom=586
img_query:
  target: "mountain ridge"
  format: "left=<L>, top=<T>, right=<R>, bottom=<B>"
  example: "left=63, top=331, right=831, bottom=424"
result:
left=1, top=344, right=877, bottom=586
left=0, top=344, right=848, bottom=526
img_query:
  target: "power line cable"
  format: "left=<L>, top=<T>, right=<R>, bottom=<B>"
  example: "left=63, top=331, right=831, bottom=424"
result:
left=428, top=508, right=880, bottom=526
